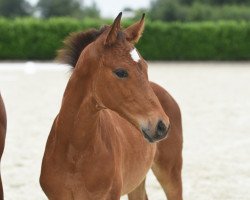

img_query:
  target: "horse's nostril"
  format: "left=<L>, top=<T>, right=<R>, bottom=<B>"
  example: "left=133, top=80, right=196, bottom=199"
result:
left=156, top=120, right=167, bottom=136
left=141, top=120, right=169, bottom=143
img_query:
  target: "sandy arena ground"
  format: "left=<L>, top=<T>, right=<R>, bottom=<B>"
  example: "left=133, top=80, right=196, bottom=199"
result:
left=0, top=62, right=250, bottom=200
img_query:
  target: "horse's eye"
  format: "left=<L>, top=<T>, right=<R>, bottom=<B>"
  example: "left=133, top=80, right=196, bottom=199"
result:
left=113, top=69, right=128, bottom=78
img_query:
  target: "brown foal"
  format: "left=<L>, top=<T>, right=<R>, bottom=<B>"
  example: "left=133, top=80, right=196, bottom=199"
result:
left=40, top=13, right=183, bottom=200
left=0, top=93, right=6, bottom=200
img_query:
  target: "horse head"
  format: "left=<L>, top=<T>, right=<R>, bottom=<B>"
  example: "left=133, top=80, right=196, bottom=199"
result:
left=60, top=13, right=170, bottom=143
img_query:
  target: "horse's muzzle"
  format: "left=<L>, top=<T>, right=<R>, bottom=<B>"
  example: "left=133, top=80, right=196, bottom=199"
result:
left=141, top=120, right=170, bottom=143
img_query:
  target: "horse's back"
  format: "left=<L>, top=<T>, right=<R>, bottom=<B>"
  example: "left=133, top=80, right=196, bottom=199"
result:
left=150, top=82, right=182, bottom=136
left=150, top=81, right=182, bottom=161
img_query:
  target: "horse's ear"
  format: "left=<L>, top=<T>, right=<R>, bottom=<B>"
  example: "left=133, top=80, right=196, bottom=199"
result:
left=105, top=12, right=122, bottom=46
left=124, top=13, right=145, bottom=44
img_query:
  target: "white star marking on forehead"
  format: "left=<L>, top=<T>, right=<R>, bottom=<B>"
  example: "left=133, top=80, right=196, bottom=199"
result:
left=130, top=48, right=140, bottom=62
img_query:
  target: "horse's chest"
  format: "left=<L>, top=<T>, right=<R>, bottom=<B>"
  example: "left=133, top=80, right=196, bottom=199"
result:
left=119, top=132, right=156, bottom=194
left=81, top=124, right=156, bottom=195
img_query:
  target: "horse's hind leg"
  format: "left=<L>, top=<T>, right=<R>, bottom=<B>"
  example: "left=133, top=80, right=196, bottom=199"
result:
left=150, top=82, right=183, bottom=200
left=152, top=143, right=183, bottom=200
left=127, top=179, right=148, bottom=200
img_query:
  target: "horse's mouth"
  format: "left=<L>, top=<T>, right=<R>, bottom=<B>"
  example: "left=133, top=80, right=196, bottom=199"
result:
left=141, top=124, right=170, bottom=143
left=142, top=129, right=155, bottom=143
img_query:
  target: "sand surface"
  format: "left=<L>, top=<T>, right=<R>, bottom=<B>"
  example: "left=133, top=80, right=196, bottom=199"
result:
left=0, top=62, right=250, bottom=200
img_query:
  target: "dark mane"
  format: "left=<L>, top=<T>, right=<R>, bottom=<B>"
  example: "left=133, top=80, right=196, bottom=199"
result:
left=57, top=26, right=108, bottom=68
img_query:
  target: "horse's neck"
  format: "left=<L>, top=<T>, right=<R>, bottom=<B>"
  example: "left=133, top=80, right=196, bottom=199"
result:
left=56, top=71, right=100, bottom=150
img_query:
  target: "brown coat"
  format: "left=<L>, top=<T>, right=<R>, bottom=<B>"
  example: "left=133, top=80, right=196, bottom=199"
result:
left=40, top=13, right=183, bottom=200
left=0, top=93, right=7, bottom=200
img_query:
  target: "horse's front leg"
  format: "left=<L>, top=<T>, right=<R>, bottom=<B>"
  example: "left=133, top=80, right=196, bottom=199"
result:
left=127, top=178, right=148, bottom=200
left=105, top=176, right=123, bottom=200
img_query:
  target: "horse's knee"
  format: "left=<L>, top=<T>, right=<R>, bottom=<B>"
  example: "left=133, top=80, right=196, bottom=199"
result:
left=127, top=179, right=148, bottom=200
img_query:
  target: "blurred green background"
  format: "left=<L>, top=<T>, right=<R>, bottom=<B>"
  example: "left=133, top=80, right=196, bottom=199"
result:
left=0, top=0, right=250, bottom=60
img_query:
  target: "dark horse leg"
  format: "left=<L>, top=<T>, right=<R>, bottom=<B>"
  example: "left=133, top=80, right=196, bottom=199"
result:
left=0, top=94, right=7, bottom=200
left=128, top=82, right=183, bottom=200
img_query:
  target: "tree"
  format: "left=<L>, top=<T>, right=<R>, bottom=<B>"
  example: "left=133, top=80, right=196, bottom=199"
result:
left=80, top=2, right=100, bottom=18
left=0, top=0, right=32, bottom=17
left=197, top=0, right=250, bottom=5
left=37, top=0, right=81, bottom=18
left=149, top=0, right=187, bottom=21
left=37, top=0, right=100, bottom=18
left=148, top=0, right=250, bottom=21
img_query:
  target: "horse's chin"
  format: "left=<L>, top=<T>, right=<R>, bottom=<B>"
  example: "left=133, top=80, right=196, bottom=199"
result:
left=141, top=130, right=155, bottom=143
